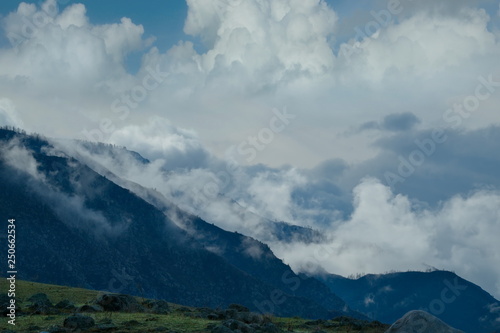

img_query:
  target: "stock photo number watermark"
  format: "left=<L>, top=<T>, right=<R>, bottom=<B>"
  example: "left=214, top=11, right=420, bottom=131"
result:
left=6, top=218, right=17, bottom=326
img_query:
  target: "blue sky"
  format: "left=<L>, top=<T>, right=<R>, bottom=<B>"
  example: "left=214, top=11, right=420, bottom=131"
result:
left=1, top=0, right=500, bottom=300
left=0, top=0, right=352, bottom=71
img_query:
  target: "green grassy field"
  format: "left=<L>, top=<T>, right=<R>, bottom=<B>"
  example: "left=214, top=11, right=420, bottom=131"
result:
left=0, top=279, right=389, bottom=333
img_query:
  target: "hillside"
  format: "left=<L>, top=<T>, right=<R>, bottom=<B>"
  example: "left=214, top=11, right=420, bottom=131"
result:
left=0, top=128, right=353, bottom=319
left=0, top=280, right=389, bottom=333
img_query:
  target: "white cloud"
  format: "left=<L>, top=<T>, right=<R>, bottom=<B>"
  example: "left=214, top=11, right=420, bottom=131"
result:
left=0, top=0, right=143, bottom=82
left=271, top=178, right=500, bottom=299
left=183, top=0, right=338, bottom=87
left=1, top=0, right=500, bottom=300
left=0, top=99, right=24, bottom=128
left=338, top=7, right=497, bottom=82
left=109, top=116, right=209, bottom=165
left=59, top=120, right=500, bottom=300
left=0, top=0, right=150, bottom=138
left=1, top=0, right=500, bottom=168
left=0, top=138, right=43, bottom=180
left=0, top=137, right=127, bottom=237
left=246, top=168, right=306, bottom=223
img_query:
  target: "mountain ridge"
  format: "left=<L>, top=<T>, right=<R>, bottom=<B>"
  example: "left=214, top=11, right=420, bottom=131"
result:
left=318, top=270, right=500, bottom=333
left=0, top=128, right=354, bottom=319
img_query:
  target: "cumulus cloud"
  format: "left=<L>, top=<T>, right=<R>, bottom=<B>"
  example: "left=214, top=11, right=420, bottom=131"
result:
left=108, top=116, right=210, bottom=168
left=338, top=7, right=498, bottom=82
left=47, top=111, right=500, bottom=301
left=271, top=178, right=500, bottom=300
left=0, top=0, right=150, bottom=138
left=0, top=0, right=145, bottom=83
left=1, top=0, right=500, bottom=301
left=184, top=0, right=337, bottom=85
left=1, top=0, right=499, bottom=168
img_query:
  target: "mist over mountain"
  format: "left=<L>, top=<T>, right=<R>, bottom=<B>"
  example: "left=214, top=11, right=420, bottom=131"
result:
left=0, top=128, right=360, bottom=319
left=1, top=127, right=499, bottom=332
left=1, top=1, right=500, bottom=331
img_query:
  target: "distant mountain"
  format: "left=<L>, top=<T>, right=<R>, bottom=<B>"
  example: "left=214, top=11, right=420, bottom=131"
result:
left=61, top=135, right=330, bottom=247
left=269, top=221, right=325, bottom=244
left=318, top=270, right=500, bottom=333
left=0, top=128, right=354, bottom=319
left=183, top=216, right=362, bottom=318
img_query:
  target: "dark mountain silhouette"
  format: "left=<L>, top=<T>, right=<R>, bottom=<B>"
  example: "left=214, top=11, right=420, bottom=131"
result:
left=0, top=128, right=354, bottom=319
left=2, top=128, right=498, bottom=332
left=183, top=216, right=358, bottom=317
left=318, top=270, right=500, bottom=333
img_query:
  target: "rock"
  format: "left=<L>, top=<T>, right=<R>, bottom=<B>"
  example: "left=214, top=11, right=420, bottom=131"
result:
left=209, top=317, right=280, bottom=333
left=95, top=293, right=144, bottom=312
left=385, top=310, right=464, bottom=333
left=223, top=308, right=238, bottom=319
left=123, top=319, right=141, bottom=328
left=228, top=303, right=250, bottom=313
left=222, top=319, right=255, bottom=333
left=176, top=306, right=192, bottom=312
left=368, top=320, right=388, bottom=329
left=96, top=323, right=118, bottom=331
left=63, top=314, right=95, bottom=330
left=47, top=325, right=67, bottom=333
left=55, top=299, right=76, bottom=310
left=28, top=293, right=52, bottom=305
left=142, top=299, right=170, bottom=314
left=0, top=294, right=16, bottom=316
left=237, top=311, right=264, bottom=324
left=304, top=319, right=326, bottom=326
left=207, top=312, right=224, bottom=320
left=211, top=325, right=234, bottom=333
left=77, top=304, right=103, bottom=313
left=27, top=293, right=58, bottom=314
left=258, top=322, right=281, bottom=333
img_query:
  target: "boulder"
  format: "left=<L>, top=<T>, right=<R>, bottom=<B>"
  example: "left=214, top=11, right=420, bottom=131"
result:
left=27, top=293, right=58, bottom=314
left=142, top=299, right=170, bottom=314
left=237, top=311, right=264, bottom=324
left=211, top=325, right=234, bottom=333
left=385, top=310, right=464, bottom=333
left=28, top=293, right=52, bottom=306
left=63, top=314, right=95, bottom=330
left=257, top=322, right=281, bottom=333
left=47, top=325, right=67, bottom=333
left=77, top=304, right=103, bottom=313
left=55, top=299, right=76, bottom=310
left=0, top=294, right=16, bottom=316
left=95, top=293, right=144, bottom=312
left=228, top=303, right=250, bottom=312
left=222, top=319, right=254, bottom=333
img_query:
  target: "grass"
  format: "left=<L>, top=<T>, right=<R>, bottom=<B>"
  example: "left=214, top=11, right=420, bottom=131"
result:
left=0, top=279, right=389, bottom=332
left=0, top=280, right=101, bottom=306
left=1, top=312, right=213, bottom=332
